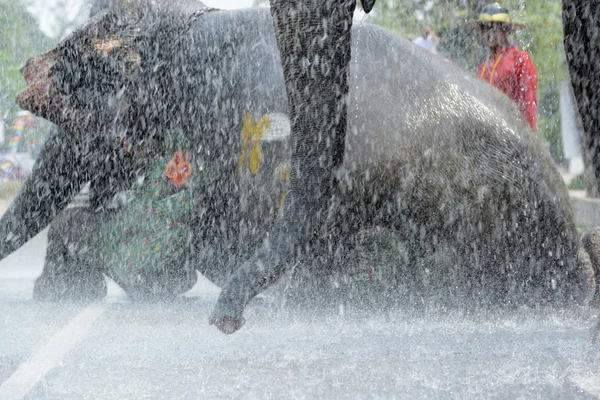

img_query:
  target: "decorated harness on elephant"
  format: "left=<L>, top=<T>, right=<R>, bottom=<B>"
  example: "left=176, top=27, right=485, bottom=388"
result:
left=101, top=132, right=196, bottom=285
left=99, top=113, right=293, bottom=286
left=98, top=111, right=394, bottom=293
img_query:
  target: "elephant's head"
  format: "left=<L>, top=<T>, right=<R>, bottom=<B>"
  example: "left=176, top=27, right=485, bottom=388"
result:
left=17, top=25, right=138, bottom=130
left=16, top=3, right=177, bottom=161
left=0, top=0, right=209, bottom=259
left=18, top=0, right=210, bottom=133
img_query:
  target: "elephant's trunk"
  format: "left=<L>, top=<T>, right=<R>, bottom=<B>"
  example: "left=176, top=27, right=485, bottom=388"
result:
left=0, top=122, right=142, bottom=261
left=563, top=0, right=600, bottom=343
left=563, top=0, right=600, bottom=193
left=272, top=0, right=354, bottom=229
left=0, top=130, right=90, bottom=259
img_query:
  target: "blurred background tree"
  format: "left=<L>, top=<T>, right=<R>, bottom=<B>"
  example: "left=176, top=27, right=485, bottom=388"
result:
left=0, top=0, right=55, bottom=148
left=23, top=0, right=90, bottom=39
left=0, top=0, right=54, bottom=114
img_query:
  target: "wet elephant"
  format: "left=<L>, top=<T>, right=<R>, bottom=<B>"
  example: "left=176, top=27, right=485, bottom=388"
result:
left=4, top=3, right=598, bottom=317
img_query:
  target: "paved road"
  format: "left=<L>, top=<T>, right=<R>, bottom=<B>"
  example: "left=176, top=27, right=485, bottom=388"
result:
left=0, top=230, right=599, bottom=399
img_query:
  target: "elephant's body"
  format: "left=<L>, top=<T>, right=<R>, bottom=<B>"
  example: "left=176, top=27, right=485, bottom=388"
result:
left=9, top=6, right=597, bottom=306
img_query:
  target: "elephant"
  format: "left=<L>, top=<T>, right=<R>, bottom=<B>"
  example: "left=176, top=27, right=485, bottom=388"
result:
left=563, top=0, right=600, bottom=194
left=211, top=0, right=600, bottom=334
left=5, top=1, right=599, bottom=325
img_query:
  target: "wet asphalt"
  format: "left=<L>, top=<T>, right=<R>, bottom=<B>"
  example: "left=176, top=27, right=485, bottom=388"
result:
left=0, top=229, right=599, bottom=399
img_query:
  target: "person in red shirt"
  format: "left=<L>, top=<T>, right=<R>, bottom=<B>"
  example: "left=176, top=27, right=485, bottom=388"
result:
left=467, top=3, right=537, bottom=133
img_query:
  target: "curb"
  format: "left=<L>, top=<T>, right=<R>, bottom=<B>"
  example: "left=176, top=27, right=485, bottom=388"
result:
left=570, top=193, right=600, bottom=231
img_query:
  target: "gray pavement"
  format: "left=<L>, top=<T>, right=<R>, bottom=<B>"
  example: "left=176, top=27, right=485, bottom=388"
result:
left=0, top=230, right=599, bottom=399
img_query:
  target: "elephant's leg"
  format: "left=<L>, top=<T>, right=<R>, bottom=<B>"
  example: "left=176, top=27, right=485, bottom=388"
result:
left=210, top=0, right=374, bottom=334
left=34, top=207, right=107, bottom=302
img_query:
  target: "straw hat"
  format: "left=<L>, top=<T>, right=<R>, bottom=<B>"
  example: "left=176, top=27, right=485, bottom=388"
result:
left=465, top=3, right=526, bottom=31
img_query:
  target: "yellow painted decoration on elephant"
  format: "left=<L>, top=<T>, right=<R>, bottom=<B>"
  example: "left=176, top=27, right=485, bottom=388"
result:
left=237, top=112, right=270, bottom=174
left=274, top=161, right=290, bottom=181
left=274, top=162, right=291, bottom=210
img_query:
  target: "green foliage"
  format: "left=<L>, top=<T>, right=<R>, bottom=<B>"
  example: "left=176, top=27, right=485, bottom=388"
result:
left=567, top=173, right=586, bottom=190
left=0, top=0, right=54, bottom=118
left=509, top=1, right=566, bottom=98
left=538, top=113, right=563, bottom=162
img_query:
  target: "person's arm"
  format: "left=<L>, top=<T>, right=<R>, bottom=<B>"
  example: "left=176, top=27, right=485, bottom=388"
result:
left=427, top=28, right=439, bottom=46
left=515, top=52, right=538, bottom=132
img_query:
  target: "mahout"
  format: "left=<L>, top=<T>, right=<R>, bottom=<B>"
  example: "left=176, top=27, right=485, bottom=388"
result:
left=3, top=0, right=599, bottom=329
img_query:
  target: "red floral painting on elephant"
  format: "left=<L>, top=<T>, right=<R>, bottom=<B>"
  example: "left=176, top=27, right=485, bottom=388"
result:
left=165, top=151, right=192, bottom=187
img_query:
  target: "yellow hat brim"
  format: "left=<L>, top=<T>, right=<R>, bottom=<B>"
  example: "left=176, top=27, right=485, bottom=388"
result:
left=464, top=12, right=526, bottom=30
left=464, top=20, right=526, bottom=31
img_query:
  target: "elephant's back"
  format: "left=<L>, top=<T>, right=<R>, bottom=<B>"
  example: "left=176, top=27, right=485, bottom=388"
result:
left=341, top=24, right=577, bottom=253
left=345, top=24, right=567, bottom=202
left=346, top=23, right=530, bottom=163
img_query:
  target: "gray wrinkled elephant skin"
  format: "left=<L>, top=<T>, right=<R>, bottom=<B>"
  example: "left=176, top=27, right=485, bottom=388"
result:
left=7, top=3, right=598, bottom=309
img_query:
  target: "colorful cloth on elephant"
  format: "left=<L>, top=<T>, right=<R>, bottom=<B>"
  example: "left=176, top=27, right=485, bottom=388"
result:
left=477, top=44, right=537, bottom=132
left=101, top=155, right=195, bottom=285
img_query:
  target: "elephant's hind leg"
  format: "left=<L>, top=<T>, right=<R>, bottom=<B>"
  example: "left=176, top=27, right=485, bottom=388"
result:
left=581, top=226, right=600, bottom=345
left=34, top=207, right=107, bottom=303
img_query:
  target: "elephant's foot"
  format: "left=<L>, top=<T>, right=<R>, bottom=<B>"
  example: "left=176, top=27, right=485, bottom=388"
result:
left=33, top=269, right=107, bottom=303
left=208, top=300, right=246, bottom=334
left=209, top=230, right=291, bottom=334
left=208, top=259, right=253, bottom=334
